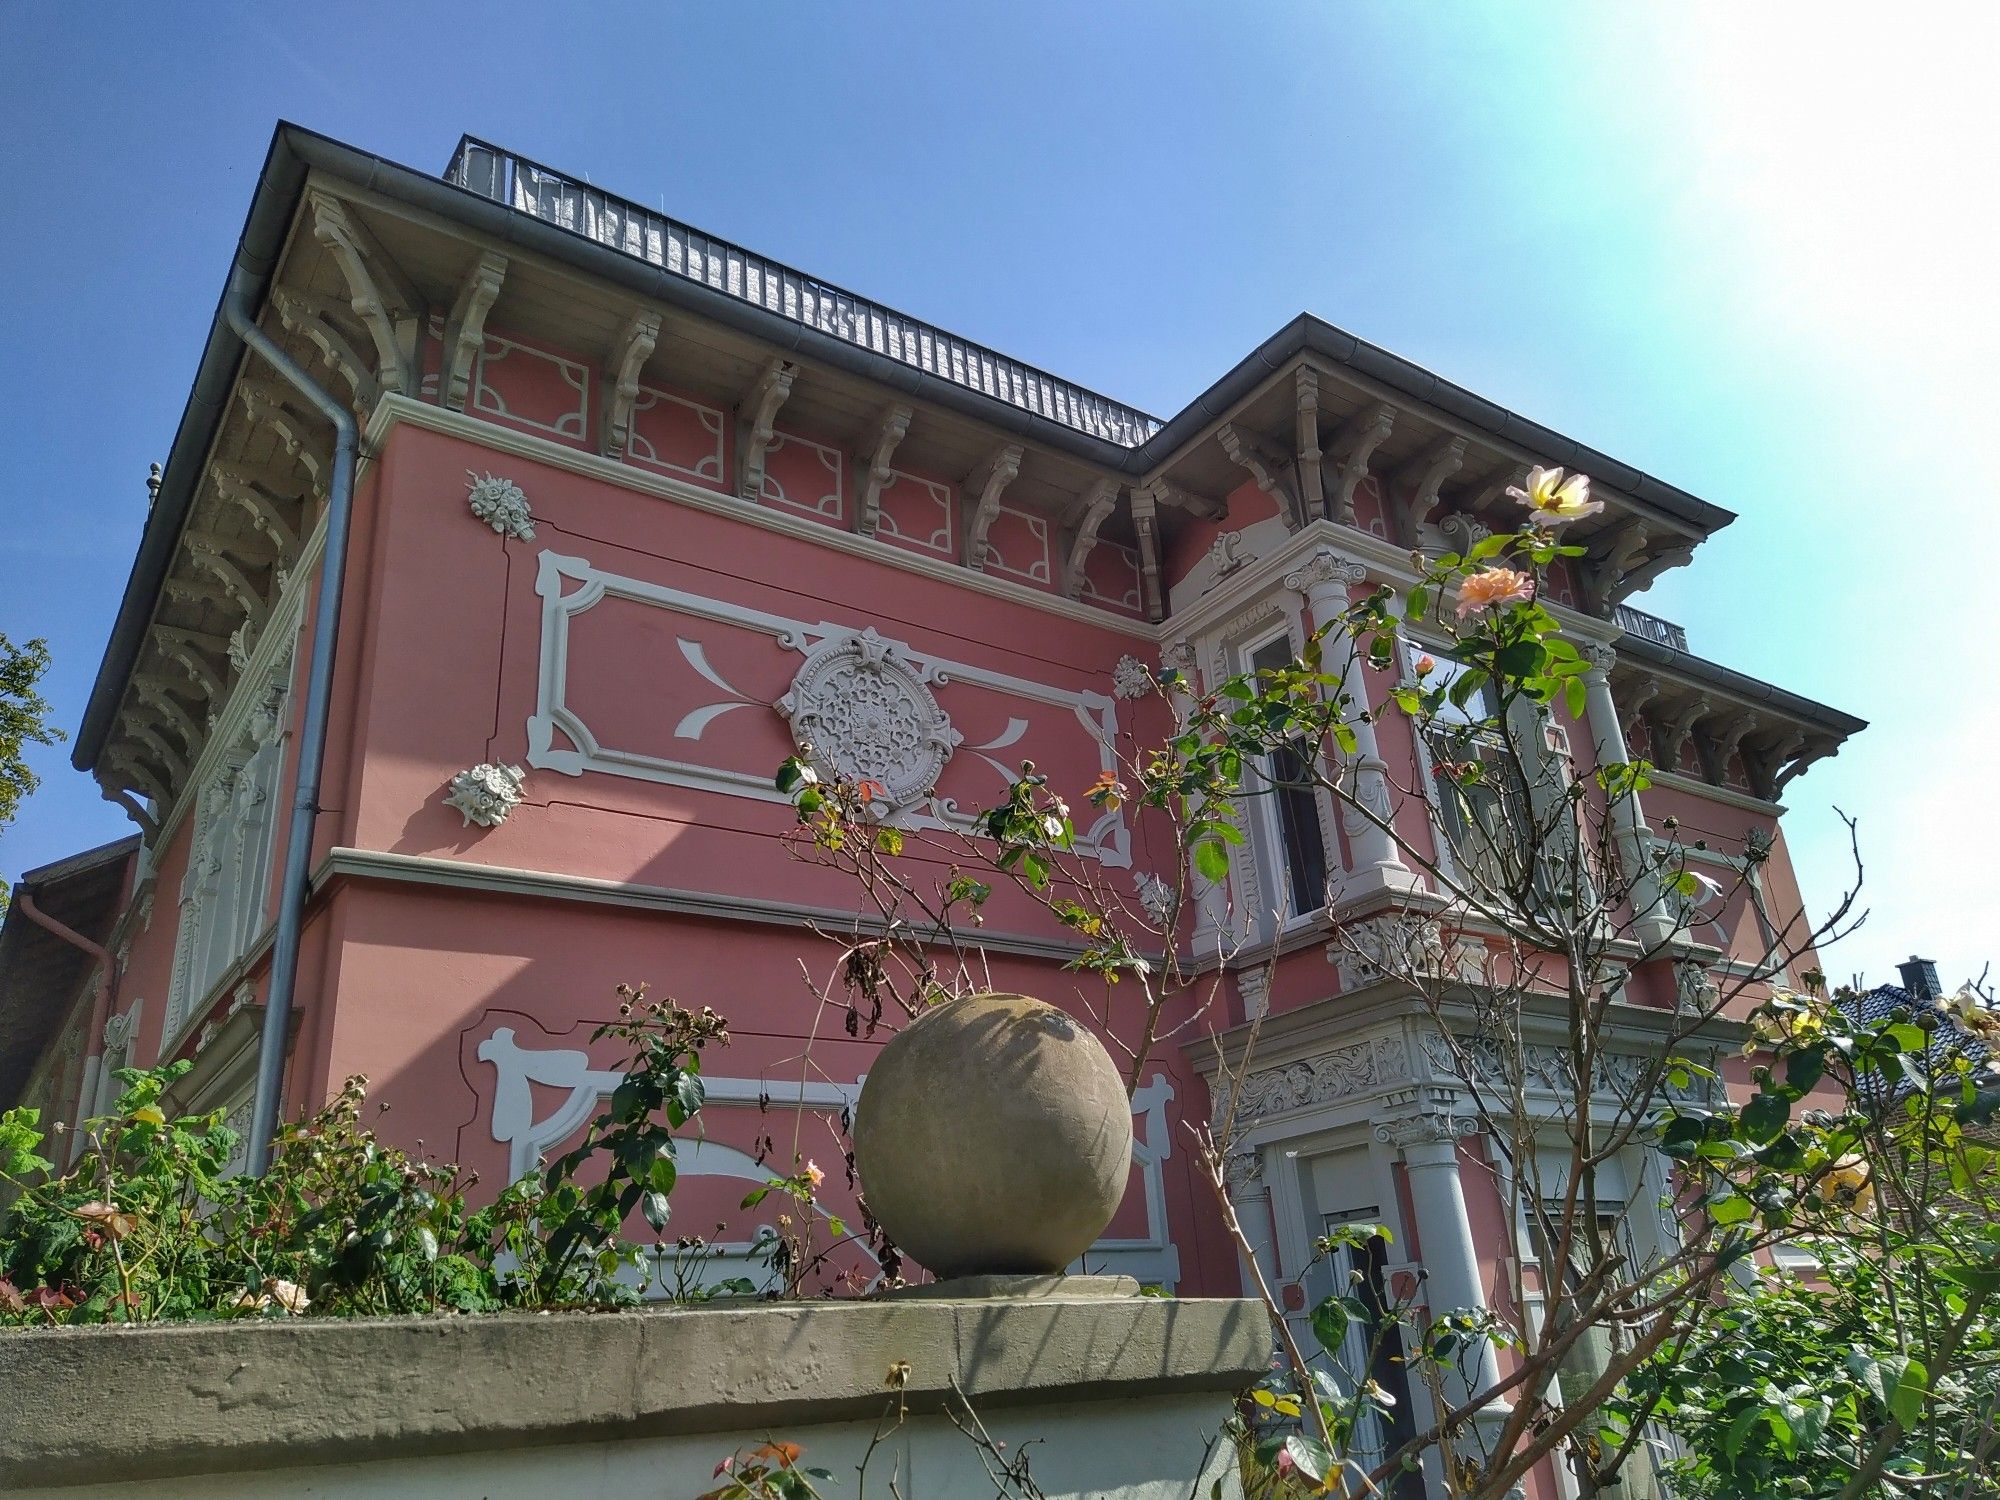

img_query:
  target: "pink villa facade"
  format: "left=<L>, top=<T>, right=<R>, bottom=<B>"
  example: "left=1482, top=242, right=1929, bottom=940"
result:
left=1, top=126, right=1862, bottom=1492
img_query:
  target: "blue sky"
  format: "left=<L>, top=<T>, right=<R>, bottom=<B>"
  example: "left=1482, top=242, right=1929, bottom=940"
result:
left=1, top=3, right=1992, bottom=988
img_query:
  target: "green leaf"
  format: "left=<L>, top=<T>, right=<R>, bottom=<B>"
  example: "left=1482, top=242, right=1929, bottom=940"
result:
left=1194, top=840, right=1230, bottom=883
left=1740, top=1091, right=1791, bottom=1144
left=1564, top=675, right=1587, bottom=719
left=1311, top=1295, right=1350, bottom=1353
left=1708, top=1193, right=1756, bottom=1226
left=641, top=1190, right=672, bottom=1232
left=1494, top=640, right=1546, bottom=678
left=1785, top=1048, right=1826, bottom=1093
left=1882, top=1353, right=1927, bottom=1429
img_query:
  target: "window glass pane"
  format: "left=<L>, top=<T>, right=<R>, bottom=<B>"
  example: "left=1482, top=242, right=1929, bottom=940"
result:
left=1246, top=633, right=1327, bottom=915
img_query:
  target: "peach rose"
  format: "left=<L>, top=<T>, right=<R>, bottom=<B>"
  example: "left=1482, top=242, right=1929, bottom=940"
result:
left=1455, top=567, right=1536, bottom=619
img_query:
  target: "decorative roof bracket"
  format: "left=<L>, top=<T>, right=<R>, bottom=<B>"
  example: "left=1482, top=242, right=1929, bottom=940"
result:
left=600, top=308, right=661, bottom=457
left=1129, top=482, right=1167, bottom=623
left=1294, top=367, right=1324, bottom=523
left=1059, top=478, right=1120, bottom=599
left=961, top=442, right=1023, bottom=571
left=1329, top=402, right=1396, bottom=527
left=1392, top=436, right=1467, bottom=545
left=209, top=464, right=303, bottom=561
left=269, top=287, right=379, bottom=414
left=737, top=358, right=798, bottom=501
left=851, top=403, right=913, bottom=537
left=1216, top=423, right=1301, bottom=530
left=305, top=189, right=423, bottom=397
left=440, top=251, right=508, bottom=413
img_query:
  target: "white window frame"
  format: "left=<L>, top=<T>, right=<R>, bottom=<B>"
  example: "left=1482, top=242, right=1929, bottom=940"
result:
left=1233, top=620, right=1336, bottom=933
left=164, top=654, right=292, bottom=1047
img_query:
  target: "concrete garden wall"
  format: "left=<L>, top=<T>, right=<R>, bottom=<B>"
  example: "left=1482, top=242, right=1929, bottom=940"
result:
left=1, top=1290, right=1268, bottom=1498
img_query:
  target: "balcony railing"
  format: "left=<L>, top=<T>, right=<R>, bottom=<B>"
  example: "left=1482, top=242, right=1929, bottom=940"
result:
left=443, top=137, right=1164, bottom=449
left=1613, top=603, right=1689, bottom=652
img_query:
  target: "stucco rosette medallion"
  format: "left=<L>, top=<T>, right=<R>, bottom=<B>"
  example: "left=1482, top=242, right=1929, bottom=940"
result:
left=443, top=762, right=527, bottom=828
left=466, top=471, right=535, bottom=541
left=777, top=627, right=960, bottom=813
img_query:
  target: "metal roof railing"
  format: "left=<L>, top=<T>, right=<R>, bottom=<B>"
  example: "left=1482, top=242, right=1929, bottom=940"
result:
left=1613, top=602, right=1689, bottom=653
left=443, top=137, right=1163, bottom=449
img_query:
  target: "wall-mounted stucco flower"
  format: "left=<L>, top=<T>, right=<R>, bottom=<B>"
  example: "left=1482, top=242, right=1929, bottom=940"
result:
left=1509, top=465, right=1603, bottom=527
left=1455, top=567, right=1536, bottom=619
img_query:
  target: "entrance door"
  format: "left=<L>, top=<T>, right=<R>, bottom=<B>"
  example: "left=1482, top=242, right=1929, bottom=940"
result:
left=1296, top=1203, right=1422, bottom=1497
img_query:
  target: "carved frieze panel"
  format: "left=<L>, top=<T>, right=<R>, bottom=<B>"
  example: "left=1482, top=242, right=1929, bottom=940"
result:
left=626, top=385, right=726, bottom=490
left=526, top=550, right=1130, bottom=863
left=472, top=334, right=589, bottom=444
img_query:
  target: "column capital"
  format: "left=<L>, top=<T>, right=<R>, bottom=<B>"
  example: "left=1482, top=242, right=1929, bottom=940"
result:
left=1375, top=1110, right=1479, bottom=1155
left=1282, top=547, right=1369, bottom=600
left=1578, top=640, right=1617, bottom=681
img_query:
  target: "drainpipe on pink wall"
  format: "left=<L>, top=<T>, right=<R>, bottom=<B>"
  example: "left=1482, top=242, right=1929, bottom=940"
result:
left=222, top=264, right=359, bottom=1177
left=15, top=889, right=116, bottom=1149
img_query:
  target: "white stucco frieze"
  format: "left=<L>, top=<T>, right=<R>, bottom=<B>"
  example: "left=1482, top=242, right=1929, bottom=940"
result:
left=466, top=471, right=535, bottom=541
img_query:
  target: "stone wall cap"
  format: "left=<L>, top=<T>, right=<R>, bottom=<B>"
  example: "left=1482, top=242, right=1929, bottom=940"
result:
left=0, top=1294, right=1269, bottom=1489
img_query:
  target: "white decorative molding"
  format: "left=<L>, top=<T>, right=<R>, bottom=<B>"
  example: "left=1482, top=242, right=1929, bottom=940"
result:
left=1327, top=914, right=1480, bottom=992
left=1203, top=531, right=1256, bottom=589
left=599, top=310, right=661, bottom=457
left=440, top=252, right=508, bottom=413
left=758, top=431, right=844, bottom=520
left=852, top=405, right=913, bottom=538
left=626, top=386, right=726, bottom=486
left=472, top=335, right=589, bottom=442
left=465, top=471, right=535, bottom=541
left=1111, top=654, right=1152, bottom=701
left=737, top=358, right=798, bottom=500
left=777, top=627, right=960, bottom=811
left=525, top=549, right=1131, bottom=863
left=1059, top=478, right=1119, bottom=599
left=1219, top=1034, right=1412, bottom=1127
left=443, top=762, right=527, bottom=828
left=1134, top=871, right=1174, bottom=928
left=962, top=443, right=1024, bottom=571
left=1236, top=967, right=1272, bottom=1022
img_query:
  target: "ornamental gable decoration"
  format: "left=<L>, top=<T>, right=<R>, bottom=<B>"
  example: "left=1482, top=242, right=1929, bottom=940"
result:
left=776, top=627, right=959, bottom=811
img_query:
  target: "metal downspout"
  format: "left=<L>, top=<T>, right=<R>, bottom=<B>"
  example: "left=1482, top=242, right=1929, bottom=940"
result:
left=15, top=889, right=115, bottom=1150
left=222, top=267, right=359, bottom=1176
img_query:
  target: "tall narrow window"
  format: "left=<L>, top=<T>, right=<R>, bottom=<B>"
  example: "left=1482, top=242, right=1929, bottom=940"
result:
left=1248, top=635, right=1328, bottom=917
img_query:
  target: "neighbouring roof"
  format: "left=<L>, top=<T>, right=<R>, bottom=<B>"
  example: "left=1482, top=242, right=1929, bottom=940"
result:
left=0, top=836, right=139, bottom=1110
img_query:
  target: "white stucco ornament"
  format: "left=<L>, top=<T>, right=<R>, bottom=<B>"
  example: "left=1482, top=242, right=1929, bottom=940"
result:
left=1134, top=872, right=1175, bottom=928
left=466, top=471, right=535, bottom=541
left=777, top=627, right=958, bottom=811
left=1111, top=654, right=1152, bottom=701
left=444, top=762, right=527, bottom=828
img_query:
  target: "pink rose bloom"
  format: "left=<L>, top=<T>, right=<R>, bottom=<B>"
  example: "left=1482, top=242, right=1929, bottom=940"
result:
left=1455, top=567, right=1535, bottom=619
left=805, top=1159, right=825, bottom=1190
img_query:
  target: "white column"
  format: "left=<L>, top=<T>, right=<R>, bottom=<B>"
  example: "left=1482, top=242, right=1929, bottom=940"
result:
left=1282, top=548, right=1421, bottom=905
left=1579, top=643, right=1675, bottom=948
left=1226, top=1149, right=1283, bottom=1298
left=1165, top=638, right=1235, bottom=947
left=1378, top=1112, right=1514, bottom=1481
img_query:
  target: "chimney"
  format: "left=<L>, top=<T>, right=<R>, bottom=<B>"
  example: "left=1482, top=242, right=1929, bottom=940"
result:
left=1897, top=955, right=1942, bottom=1000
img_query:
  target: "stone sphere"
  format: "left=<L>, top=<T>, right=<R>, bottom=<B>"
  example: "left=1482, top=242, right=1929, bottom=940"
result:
left=852, top=992, right=1133, bottom=1279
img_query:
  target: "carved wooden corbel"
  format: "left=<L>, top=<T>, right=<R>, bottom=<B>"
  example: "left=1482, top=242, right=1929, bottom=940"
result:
left=737, top=358, right=798, bottom=501
left=1216, top=423, right=1301, bottom=530
left=184, top=538, right=271, bottom=628
left=1392, top=436, right=1467, bottom=544
left=269, top=286, right=378, bottom=413
left=600, top=309, right=661, bottom=457
left=162, top=576, right=238, bottom=613
left=1129, top=482, right=1166, bottom=623
left=156, top=629, right=228, bottom=702
left=96, top=765, right=161, bottom=835
left=961, top=443, right=1023, bottom=571
left=1695, top=707, right=1760, bottom=784
left=440, top=251, right=508, bottom=413
left=238, top=382, right=329, bottom=499
left=1649, top=692, right=1711, bottom=772
left=126, top=722, right=189, bottom=788
left=1059, top=478, right=1120, bottom=599
left=305, top=190, right=422, bottom=397
left=1294, top=367, right=1324, bottom=523
left=1611, top=541, right=1697, bottom=606
left=1742, top=728, right=1804, bottom=802
left=131, top=677, right=205, bottom=753
left=1329, top=403, right=1396, bottom=526
left=208, top=464, right=302, bottom=561
left=1583, top=519, right=1652, bottom=612
left=1774, top=733, right=1840, bottom=796
left=851, top=404, right=913, bottom=537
